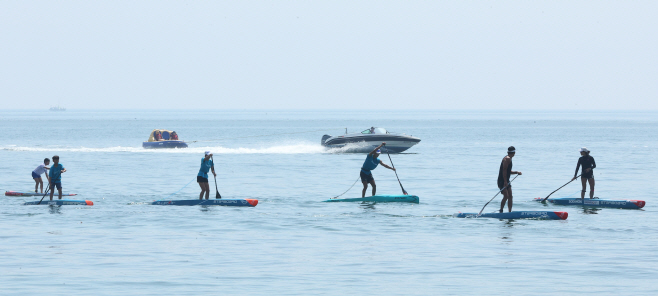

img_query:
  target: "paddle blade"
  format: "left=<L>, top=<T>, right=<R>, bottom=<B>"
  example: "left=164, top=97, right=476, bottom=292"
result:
left=216, top=191, right=221, bottom=199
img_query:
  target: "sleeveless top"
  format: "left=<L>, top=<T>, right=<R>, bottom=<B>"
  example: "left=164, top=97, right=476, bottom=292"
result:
left=497, top=156, right=512, bottom=184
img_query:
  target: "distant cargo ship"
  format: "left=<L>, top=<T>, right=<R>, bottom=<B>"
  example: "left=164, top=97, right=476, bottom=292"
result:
left=49, top=105, right=66, bottom=111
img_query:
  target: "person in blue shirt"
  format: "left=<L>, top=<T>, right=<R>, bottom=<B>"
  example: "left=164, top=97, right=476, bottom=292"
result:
left=48, top=155, right=67, bottom=200
left=198, top=151, right=216, bottom=200
left=361, top=142, right=396, bottom=197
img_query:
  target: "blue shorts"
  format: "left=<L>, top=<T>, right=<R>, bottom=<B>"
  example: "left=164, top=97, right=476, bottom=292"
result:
left=49, top=182, right=62, bottom=190
left=32, top=172, right=40, bottom=179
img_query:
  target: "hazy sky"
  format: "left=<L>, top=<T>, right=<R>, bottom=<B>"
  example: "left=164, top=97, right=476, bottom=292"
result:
left=2, top=1, right=657, bottom=110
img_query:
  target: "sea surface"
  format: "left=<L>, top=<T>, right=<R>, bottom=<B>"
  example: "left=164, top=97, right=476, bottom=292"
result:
left=1, top=110, right=656, bottom=295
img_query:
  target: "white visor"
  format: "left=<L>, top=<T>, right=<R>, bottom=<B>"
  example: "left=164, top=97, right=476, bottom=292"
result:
left=205, top=151, right=211, bottom=156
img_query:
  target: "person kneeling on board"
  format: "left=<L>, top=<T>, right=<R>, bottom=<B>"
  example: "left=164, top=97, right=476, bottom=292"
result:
left=498, top=146, right=522, bottom=213
left=361, top=142, right=396, bottom=198
left=48, top=155, right=67, bottom=200
left=197, top=151, right=216, bottom=200
left=572, top=147, right=596, bottom=199
left=32, top=158, right=51, bottom=193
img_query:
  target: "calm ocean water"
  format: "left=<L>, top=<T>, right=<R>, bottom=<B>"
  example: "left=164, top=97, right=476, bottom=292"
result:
left=1, top=110, right=656, bottom=295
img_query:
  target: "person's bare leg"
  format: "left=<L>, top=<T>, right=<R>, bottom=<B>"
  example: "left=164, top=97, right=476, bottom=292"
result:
left=198, top=182, right=206, bottom=200
left=500, top=189, right=508, bottom=213
left=57, top=187, right=62, bottom=200
left=581, top=177, right=587, bottom=199
left=34, top=178, right=39, bottom=193
left=204, top=183, right=210, bottom=199
left=507, top=187, right=513, bottom=212
left=362, top=182, right=368, bottom=198
left=588, top=178, right=595, bottom=199
left=370, top=180, right=376, bottom=196
left=49, top=185, right=54, bottom=201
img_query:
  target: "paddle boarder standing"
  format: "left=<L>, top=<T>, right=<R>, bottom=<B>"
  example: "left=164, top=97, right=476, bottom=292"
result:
left=198, top=151, right=216, bottom=200
left=48, top=155, right=66, bottom=200
left=498, top=146, right=522, bottom=212
left=32, top=158, right=50, bottom=193
left=361, top=142, right=396, bottom=197
left=572, top=147, right=596, bottom=199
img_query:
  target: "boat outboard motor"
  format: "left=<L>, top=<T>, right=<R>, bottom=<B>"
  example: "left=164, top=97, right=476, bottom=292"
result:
left=321, top=134, right=332, bottom=145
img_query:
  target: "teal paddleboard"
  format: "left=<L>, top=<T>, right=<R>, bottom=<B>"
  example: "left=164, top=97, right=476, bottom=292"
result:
left=324, top=195, right=419, bottom=203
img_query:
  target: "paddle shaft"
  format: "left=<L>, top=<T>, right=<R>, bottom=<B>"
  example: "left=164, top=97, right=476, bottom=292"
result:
left=541, top=174, right=581, bottom=202
left=384, top=148, right=408, bottom=195
left=478, top=174, right=518, bottom=215
left=36, top=182, right=52, bottom=205
left=211, top=156, right=221, bottom=199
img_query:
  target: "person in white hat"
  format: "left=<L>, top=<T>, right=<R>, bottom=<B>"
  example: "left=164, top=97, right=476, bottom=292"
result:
left=197, top=151, right=216, bottom=200
left=497, top=146, right=522, bottom=213
left=572, top=147, right=596, bottom=199
left=360, top=142, right=396, bottom=197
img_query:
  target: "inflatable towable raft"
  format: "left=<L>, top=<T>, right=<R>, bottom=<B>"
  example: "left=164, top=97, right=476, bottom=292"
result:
left=454, top=211, right=568, bottom=220
left=6, top=191, right=77, bottom=197
left=24, top=200, right=94, bottom=206
left=324, top=195, right=419, bottom=203
left=143, top=129, right=188, bottom=149
left=151, top=199, right=258, bottom=207
left=534, top=197, right=645, bottom=209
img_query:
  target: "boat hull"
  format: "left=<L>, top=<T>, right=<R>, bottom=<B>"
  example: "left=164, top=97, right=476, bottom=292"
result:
left=5, top=191, right=77, bottom=197
left=151, top=199, right=258, bottom=207
left=454, top=211, right=568, bottom=220
left=324, top=195, right=419, bottom=203
left=534, top=197, right=645, bottom=209
left=322, top=135, right=420, bottom=153
left=142, top=141, right=188, bottom=149
left=24, top=200, right=93, bottom=206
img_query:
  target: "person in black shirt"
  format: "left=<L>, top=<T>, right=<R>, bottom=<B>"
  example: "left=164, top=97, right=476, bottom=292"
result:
left=498, top=146, right=522, bottom=213
left=572, top=147, right=596, bottom=199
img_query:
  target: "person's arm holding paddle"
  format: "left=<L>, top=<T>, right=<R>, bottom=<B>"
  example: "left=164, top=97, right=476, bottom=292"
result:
left=572, top=159, right=582, bottom=181
left=369, top=143, right=386, bottom=156
left=378, top=160, right=395, bottom=171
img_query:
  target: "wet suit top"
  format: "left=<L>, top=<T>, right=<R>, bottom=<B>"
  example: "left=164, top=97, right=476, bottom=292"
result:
left=497, top=157, right=512, bottom=189
left=575, top=155, right=596, bottom=178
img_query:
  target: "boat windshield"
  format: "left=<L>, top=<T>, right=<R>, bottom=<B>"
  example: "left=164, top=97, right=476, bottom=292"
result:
left=361, top=127, right=389, bottom=134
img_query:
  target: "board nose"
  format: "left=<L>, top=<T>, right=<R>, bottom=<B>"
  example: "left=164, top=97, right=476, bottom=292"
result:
left=554, top=211, right=568, bottom=220
left=245, top=199, right=258, bottom=207
left=630, top=200, right=645, bottom=208
left=85, top=200, right=94, bottom=206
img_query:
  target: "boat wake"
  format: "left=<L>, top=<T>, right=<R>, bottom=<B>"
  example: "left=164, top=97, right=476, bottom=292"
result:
left=1, top=143, right=361, bottom=154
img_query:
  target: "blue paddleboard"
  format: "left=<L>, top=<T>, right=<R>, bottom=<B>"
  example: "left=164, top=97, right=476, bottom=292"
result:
left=24, top=200, right=93, bottom=206
left=151, top=199, right=258, bottom=207
left=454, top=211, right=568, bottom=220
left=534, top=197, right=645, bottom=209
left=324, top=195, right=419, bottom=203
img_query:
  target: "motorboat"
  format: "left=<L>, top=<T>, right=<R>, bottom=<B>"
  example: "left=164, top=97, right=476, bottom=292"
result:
left=321, top=127, right=420, bottom=153
left=143, top=129, right=188, bottom=149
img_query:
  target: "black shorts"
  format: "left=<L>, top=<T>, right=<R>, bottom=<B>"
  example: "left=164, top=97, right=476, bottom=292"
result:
left=360, top=170, right=374, bottom=183
left=498, top=181, right=511, bottom=190
left=582, top=173, right=594, bottom=179
left=197, top=176, right=208, bottom=183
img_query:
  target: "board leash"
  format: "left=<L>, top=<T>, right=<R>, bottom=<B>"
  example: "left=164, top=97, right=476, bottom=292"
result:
left=158, top=177, right=196, bottom=201
left=331, top=176, right=362, bottom=199
left=384, top=147, right=408, bottom=195
left=541, top=174, right=581, bottom=202
left=478, top=174, right=518, bottom=216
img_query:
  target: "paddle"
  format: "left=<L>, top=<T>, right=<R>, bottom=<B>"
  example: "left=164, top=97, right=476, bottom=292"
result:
left=211, top=156, right=221, bottom=199
left=384, top=147, right=408, bottom=195
left=541, top=174, right=581, bottom=202
left=478, top=174, right=518, bottom=215
left=36, top=182, right=52, bottom=205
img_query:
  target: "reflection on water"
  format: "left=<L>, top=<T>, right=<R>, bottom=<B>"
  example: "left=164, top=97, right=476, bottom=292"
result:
left=48, top=205, right=62, bottom=214
left=581, top=207, right=601, bottom=215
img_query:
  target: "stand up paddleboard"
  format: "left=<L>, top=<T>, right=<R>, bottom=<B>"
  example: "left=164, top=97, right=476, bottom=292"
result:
left=454, top=211, right=568, bottom=220
left=151, top=199, right=258, bottom=207
left=534, top=197, right=645, bottom=209
left=324, top=195, right=419, bottom=203
left=6, top=191, right=77, bottom=197
left=24, top=200, right=93, bottom=206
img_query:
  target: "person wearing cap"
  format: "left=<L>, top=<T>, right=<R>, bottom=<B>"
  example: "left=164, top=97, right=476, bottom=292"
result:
left=572, top=147, right=596, bottom=199
left=498, top=146, right=522, bottom=212
left=361, top=142, right=396, bottom=197
left=197, top=151, right=216, bottom=200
